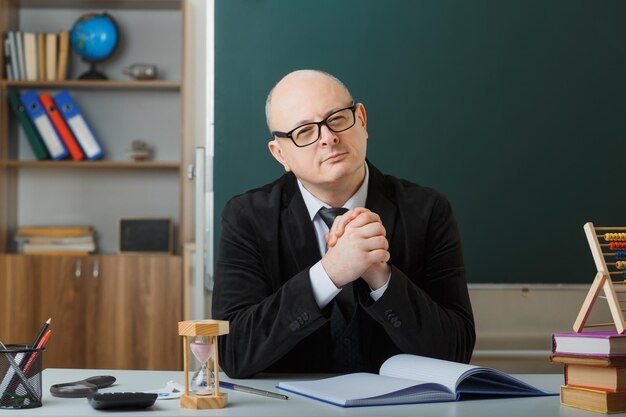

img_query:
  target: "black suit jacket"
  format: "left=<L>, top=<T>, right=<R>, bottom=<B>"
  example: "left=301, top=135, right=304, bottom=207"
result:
left=212, top=162, right=475, bottom=378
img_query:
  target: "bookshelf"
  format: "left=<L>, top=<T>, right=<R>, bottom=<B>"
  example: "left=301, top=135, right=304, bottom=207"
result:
left=0, top=0, right=193, bottom=370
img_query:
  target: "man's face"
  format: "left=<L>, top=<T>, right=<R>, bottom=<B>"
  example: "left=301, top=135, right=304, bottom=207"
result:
left=268, top=73, right=368, bottom=193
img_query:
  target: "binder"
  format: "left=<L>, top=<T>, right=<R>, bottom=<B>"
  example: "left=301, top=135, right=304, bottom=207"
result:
left=7, top=91, right=50, bottom=160
left=20, top=90, right=68, bottom=160
left=39, top=93, right=84, bottom=161
left=53, top=91, right=104, bottom=160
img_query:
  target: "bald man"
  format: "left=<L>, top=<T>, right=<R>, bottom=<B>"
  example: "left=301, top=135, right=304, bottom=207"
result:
left=212, top=70, right=475, bottom=378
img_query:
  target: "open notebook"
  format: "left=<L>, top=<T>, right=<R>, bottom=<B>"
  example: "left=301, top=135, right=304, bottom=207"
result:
left=277, top=354, right=555, bottom=407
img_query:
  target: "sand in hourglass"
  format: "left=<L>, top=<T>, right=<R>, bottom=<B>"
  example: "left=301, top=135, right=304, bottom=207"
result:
left=190, top=342, right=214, bottom=395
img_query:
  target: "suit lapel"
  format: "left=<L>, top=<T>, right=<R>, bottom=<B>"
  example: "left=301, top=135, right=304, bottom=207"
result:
left=280, top=179, right=321, bottom=274
left=365, top=163, right=397, bottom=246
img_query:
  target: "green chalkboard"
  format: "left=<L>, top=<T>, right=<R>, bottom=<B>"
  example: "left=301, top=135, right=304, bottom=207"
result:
left=215, top=0, right=626, bottom=283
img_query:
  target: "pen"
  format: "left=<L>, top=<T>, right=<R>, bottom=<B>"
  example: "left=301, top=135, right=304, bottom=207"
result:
left=219, top=381, right=289, bottom=400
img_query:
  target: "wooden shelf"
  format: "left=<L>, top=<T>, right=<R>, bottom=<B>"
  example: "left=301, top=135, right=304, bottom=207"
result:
left=1, top=80, right=181, bottom=90
left=18, top=0, right=181, bottom=10
left=0, top=160, right=180, bottom=169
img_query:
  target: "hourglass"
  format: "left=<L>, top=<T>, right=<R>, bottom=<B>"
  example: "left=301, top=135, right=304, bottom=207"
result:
left=190, top=336, right=213, bottom=395
left=178, top=320, right=229, bottom=409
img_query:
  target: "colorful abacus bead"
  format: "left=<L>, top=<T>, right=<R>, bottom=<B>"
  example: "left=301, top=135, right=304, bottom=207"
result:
left=610, top=242, right=626, bottom=250
left=605, top=233, right=626, bottom=242
left=616, top=261, right=626, bottom=270
left=617, top=251, right=626, bottom=260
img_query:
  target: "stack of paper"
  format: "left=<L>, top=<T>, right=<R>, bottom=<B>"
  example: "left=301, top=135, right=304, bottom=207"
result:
left=15, top=226, right=96, bottom=255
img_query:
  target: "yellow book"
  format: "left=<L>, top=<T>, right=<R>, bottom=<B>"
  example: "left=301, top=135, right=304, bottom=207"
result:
left=56, top=31, right=69, bottom=81
left=17, top=226, right=94, bottom=238
left=561, top=385, right=626, bottom=413
left=566, top=364, right=626, bottom=391
left=37, top=32, right=45, bottom=81
left=45, top=32, right=57, bottom=81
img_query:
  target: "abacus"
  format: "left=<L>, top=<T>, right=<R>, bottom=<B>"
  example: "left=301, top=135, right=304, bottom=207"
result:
left=573, top=223, right=626, bottom=333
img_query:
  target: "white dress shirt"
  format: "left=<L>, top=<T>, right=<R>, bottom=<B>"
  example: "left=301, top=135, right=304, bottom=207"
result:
left=297, top=164, right=390, bottom=309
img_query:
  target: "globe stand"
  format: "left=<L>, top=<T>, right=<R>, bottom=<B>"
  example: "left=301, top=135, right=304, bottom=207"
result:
left=78, top=61, right=108, bottom=80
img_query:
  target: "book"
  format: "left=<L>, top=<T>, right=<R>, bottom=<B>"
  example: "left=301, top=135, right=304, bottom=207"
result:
left=553, top=331, right=626, bottom=356
left=565, top=364, right=626, bottom=391
left=37, top=32, right=45, bottom=81
left=22, top=32, right=37, bottom=81
left=17, top=235, right=94, bottom=245
left=53, top=91, right=104, bottom=160
left=15, top=31, right=26, bottom=80
left=7, top=32, right=20, bottom=80
left=550, top=353, right=626, bottom=367
left=561, top=385, right=626, bottom=413
left=39, top=93, right=84, bottom=161
left=20, top=90, right=68, bottom=160
left=3, top=33, right=13, bottom=80
left=277, top=354, right=555, bottom=407
left=56, top=31, right=69, bottom=81
left=7, top=91, right=50, bottom=160
left=23, top=242, right=95, bottom=254
left=45, top=32, right=56, bottom=81
left=17, top=226, right=93, bottom=238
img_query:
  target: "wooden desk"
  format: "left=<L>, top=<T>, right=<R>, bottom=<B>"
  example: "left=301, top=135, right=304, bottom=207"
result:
left=0, top=368, right=579, bottom=417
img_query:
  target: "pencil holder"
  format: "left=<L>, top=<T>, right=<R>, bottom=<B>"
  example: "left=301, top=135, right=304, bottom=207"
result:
left=0, top=344, right=44, bottom=409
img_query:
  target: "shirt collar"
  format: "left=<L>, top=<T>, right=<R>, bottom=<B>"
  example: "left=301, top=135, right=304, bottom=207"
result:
left=297, top=163, right=369, bottom=221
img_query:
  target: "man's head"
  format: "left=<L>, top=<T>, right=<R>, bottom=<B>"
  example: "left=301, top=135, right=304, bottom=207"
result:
left=267, top=70, right=368, bottom=202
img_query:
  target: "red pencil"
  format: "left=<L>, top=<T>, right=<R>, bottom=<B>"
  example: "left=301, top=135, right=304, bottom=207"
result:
left=22, top=329, right=51, bottom=378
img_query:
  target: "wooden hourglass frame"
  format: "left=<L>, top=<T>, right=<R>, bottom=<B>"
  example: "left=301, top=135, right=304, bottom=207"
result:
left=573, top=223, right=626, bottom=334
left=178, top=320, right=229, bottom=409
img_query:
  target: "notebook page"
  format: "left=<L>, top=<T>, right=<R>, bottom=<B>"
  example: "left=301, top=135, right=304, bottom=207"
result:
left=379, top=354, right=478, bottom=392
left=278, top=373, right=445, bottom=405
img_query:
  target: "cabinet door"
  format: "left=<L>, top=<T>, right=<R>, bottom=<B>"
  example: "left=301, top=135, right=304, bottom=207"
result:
left=0, top=255, right=86, bottom=368
left=0, top=255, right=39, bottom=345
left=86, top=255, right=182, bottom=370
left=33, top=256, right=86, bottom=369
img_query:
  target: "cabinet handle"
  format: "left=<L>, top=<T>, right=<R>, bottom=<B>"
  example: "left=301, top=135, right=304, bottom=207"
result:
left=75, top=260, right=82, bottom=278
left=92, top=260, right=100, bottom=280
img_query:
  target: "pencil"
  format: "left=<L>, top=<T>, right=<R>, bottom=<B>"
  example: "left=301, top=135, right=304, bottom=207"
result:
left=32, top=318, right=51, bottom=348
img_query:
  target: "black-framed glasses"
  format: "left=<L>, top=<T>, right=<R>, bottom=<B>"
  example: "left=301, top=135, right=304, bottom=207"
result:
left=272, top=104, right=357, bottom=147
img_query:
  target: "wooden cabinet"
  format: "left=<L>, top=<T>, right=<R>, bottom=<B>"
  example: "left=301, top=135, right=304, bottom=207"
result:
left=0, top=1, right=193, bottom=369
left=85, top=255, right=182, bottom=370
left=0, top=254, right=181, bottom=370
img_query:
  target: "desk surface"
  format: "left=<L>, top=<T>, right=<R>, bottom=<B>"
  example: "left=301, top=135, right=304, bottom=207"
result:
left=0, top=368, right=597, bottom=417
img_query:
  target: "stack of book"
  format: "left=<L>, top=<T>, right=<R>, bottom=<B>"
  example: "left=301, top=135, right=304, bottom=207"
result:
left=15, top=226, right=96, bottom=255
left=551, top=330, right=626, bottom=413
left=3, top=31, right=70, bottom=81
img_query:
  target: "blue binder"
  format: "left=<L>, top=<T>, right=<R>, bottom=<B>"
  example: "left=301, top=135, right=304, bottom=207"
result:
left=53, top=91, right=104, bottom=160
left=20, top=90, right=68, bottom=160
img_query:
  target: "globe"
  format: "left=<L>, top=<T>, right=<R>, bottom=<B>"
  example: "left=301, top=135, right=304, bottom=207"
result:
left=70, top=13, right=120, bottom=79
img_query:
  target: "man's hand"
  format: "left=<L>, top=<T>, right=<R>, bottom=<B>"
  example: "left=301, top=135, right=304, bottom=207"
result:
left=321, top=208, right=390, bottom=289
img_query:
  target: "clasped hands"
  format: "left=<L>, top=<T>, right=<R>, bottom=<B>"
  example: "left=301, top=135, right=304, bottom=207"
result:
left=321, top=208, right=390, bottom=290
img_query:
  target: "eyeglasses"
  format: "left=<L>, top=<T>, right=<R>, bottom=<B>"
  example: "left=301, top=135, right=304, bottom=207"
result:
left=272, top=104, right=357, bottom=148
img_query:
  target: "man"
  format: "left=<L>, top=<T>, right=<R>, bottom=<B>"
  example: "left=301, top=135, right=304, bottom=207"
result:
left=212, top=70, right=475, bottom=378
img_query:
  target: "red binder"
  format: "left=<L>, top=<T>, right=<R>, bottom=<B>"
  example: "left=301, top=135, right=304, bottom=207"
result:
left=39, top=93, right=84, bottom=161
